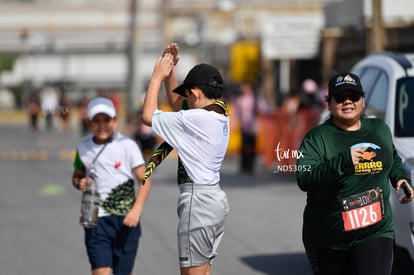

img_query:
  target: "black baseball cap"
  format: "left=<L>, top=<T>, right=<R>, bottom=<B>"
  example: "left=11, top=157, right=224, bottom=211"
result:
left=173, top=63, right=225, bottom=97
left=328, top=73, right=364, bottom=98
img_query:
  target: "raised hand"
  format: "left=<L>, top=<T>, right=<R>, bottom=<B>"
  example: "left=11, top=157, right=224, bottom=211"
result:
left=152, top=53, right=175, bottom=82
left=162, top=42, right=180, bottom=66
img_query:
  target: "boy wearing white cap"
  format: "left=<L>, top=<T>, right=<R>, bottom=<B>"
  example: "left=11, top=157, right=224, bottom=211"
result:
left=71, top=96, right=151, bottom=275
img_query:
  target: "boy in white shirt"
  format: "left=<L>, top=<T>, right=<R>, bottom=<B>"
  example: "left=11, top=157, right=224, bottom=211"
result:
left=72, top=96, right=151, bottom=275
left=142, top=44, right=230, bottom=275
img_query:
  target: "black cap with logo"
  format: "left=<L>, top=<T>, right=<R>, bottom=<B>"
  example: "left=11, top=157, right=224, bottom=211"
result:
left=328, top=73, right=364, bottom=98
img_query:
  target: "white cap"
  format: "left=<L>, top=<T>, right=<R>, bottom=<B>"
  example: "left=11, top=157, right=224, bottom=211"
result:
left=87, top=97, right=116, bottom=120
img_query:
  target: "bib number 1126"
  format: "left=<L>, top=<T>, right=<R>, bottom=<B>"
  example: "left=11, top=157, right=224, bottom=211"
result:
left=339, top=188, right=384, bottom=231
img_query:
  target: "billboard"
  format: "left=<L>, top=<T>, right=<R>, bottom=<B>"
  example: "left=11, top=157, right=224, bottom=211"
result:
left=260, top=12, right=324, bottom=60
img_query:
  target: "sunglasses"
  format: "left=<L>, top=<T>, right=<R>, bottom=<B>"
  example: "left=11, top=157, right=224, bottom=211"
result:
left=333, top=93, right=362, bottom=103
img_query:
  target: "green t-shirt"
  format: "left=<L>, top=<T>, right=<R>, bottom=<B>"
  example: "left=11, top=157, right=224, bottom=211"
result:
left=296, top=117, right=410, bottom=250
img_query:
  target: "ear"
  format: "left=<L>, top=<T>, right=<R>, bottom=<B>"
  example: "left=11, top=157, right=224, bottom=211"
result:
left=191, top=87, right=202, bottom=100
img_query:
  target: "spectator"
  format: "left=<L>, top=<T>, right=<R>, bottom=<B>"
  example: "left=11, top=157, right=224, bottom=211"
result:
left=27, top=92, right=40, bottom=133
left=79, top=96, right=90, bottom=136
left=59, top=93, right=71, bottom=132
left=233, top=82, right=271, bottom=175
left=40, top=87, right=59, bottom=131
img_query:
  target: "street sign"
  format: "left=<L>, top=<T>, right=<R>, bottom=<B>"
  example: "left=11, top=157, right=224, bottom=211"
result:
left=260, top=13, right=324, bottom=60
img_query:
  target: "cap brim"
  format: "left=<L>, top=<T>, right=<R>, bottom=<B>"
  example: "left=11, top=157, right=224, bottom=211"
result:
left=88, top=108, right=116, bottom=120
left=172, top=83, right=188, bottom=97
left=332, top=86, right=364, bottom=96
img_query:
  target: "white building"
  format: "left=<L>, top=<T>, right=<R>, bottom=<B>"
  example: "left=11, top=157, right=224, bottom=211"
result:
left=1, top=0, right=413, bottom=108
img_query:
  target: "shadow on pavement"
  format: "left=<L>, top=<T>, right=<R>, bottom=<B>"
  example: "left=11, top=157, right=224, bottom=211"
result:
left=240, top=246, right=414, bottom=275
left=240, top=252, right=312, bottom=275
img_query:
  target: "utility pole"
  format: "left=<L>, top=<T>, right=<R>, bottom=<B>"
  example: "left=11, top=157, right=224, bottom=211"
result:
left=161, top=0, right=169, bottom=47
left=371, top=0, right=386, bottom=52
left=126, top=0, right=137, bottom=121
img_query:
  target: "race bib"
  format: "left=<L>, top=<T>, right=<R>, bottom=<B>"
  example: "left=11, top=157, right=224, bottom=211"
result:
left=339, top=187, right=384, bottom=231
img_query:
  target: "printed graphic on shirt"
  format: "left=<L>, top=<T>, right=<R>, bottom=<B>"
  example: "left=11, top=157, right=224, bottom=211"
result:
left=351, top=142, right=383, bottom=175
left=102, top=180, right=135, bottom=215
left=223, top=122, right=229, bottom=136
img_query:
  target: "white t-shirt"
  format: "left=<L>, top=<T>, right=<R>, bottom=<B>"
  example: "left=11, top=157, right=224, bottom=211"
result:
left=76, top=132, right=145, bottom=216
left=152, top=108, right=230, bottom=185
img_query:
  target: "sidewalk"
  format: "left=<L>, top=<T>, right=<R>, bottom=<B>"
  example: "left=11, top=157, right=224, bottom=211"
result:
left=0, top=109, right=27, bottom=124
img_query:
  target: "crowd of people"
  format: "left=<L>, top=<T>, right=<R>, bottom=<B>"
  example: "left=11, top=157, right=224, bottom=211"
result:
left=231, top=77, right=326, bottom=172
left=62, top=42, right=414, bottom=275
left=25, top=87, right=71, bottom=134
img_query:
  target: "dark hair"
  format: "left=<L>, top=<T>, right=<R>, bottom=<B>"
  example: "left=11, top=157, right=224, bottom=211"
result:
left=191, top=79, right=224, bottom=100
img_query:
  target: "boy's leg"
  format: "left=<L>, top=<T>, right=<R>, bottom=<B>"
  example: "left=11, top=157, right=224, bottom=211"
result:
left=92, top=267, right=112, bottom=275
left=84, top=218, right=114, bottom=273
left=180, top=263, right=210, bottom=275
left=85, top=216, right=141, bottom=275
left=112, top=216, right=141, bottom=275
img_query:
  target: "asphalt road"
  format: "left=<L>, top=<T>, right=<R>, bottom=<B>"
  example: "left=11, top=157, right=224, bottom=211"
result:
left=0, top=120, right=412, bottom=275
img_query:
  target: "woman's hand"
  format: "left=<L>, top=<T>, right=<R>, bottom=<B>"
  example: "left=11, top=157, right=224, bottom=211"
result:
left=396, top=179, right=414, bottom=204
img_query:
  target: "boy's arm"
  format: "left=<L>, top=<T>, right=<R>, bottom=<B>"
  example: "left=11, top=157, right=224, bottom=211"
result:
left=142, top=53, right=175, bottom=126
left=72, top=169, right=94, bottom=192
left=164, top=70, right=183, bottom=111
left=72, top=151, right=88, bottom=191
left=123, top=164, right=152, bottom=228
left=163, top=43, right=183, bottom=111
left=72, top=169, right=85, bottom=190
